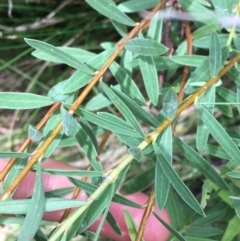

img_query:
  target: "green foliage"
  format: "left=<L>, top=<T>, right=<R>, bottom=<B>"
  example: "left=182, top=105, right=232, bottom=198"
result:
left=2, top=1, right=240, bottom=241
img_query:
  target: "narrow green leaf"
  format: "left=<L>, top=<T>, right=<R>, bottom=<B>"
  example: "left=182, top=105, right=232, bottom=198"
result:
left=43, top=110, right=63, bottom=158
left=193, top=34, right=228, bottom=49
left=32, top=47, right=95, bottom=63
left=3, top=157, right=27, bottom=192
left=185, top=59, right=211, bottom=94
left=48, top=80, right=71, bottom=102
left=175, top=137, right=229, bottom=190
left=237, top=85, right=240, bottom=114
left=185, top=227, right=222, bottom=237
left=196, top=105, right=240, bottom=166
left=123, top=209, right=143, bottom=241
left=0, top=152, right=28, bottom=158
left=193, top=211, right=225, bottom=226
left=0, top=198, right=86, bottom=214
left=84, top=92, right=111, bottom=111
left=121, top=166, right=155, bottom=195
left=85, top=0, right=135, bottom=26
left=111, top=88, right=159, bottom=127
left=93, top=184, right=114, bottom=241
left=212, top=0, right=233, bottom=13
left=147, top=11, right=163, bottom=42
left=111, top=20, right=127, bottom=37
left=128, top=147, right=142, bottom=162
left=100, top=82, right=145, bottom=138
left=171, top=55, right=207, bottom=67
left=162, top=88, right=178, bottom=118
left=209, top=31, right=222, bottom=77
left=45, top=187, right=74, bottom=198
left=76, top=108, right=141, bottom=137
left=153, top=143, right=205, bottom=216
left=155, top=127, right=172, bottom=210
left=139, top=55, right=159, bottom=105
left=25, top=38, right=93, bottom=75
left=110, top=62, right=145, bottom=105
left=62, top=113, right=77, bottom=136
left=153, top=212, right=186, bottom=241
left=118, top=0, right=159, bottom=13
left=106, top=211, right=122, bottom=235
left=18, top=162, right=44, bottom=241
left=196, top=86, right=215, bottom=152
left=39, top=168, right=103, bottom=177
left=124, top=38, right=168, bottom=56
left=226, top=171, right=240, bottom=179
left=63, top=48, right=115, bottom=94
left=75, top=122, right=102, bottom=171
left=0, top=93, right=53, bottom=109
left=28, top=125, right=44, bottom=142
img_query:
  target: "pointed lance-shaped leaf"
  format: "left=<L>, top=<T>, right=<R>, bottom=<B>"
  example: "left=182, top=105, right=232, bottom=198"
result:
left=139, top=55, right=159, bottom=106
left=0, top=93, right=53, bottom=109
left=25, top=38, right=93, bottom=75
left=153, top=143, right=205, bottom=216
left=196, top=105, right=240, bottom=166
left=209, top=31, right=222, bottom=77
left=62, top=113, right=77, bottom=137
left=124, top=38, right=168, bottom=56
left=18, top=161, right=45, bottom=241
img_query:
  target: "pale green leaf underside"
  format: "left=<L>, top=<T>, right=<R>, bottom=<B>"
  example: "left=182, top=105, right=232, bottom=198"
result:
left=0, top=93, right=53, bottom=109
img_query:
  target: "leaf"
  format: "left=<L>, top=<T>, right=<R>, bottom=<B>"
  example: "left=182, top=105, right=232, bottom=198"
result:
left=212, top=0, right=233, bottom=13
left=196, top=86, right=215, bottom=152
left=209, top=31, right=222, bottom=77
left=85, top=0, right=135, bottom=26
left=43, top=110, right=63, bottom=158
left=128, top=147, right=142, bottom=162
left=76, top=108, right=141, bottom=137
left=25, top=38, right=93, bottom=75
left=111, top=20, right=127, bottom=37
left=123, top=209, right=143, bottom=241
left=193, top=211, right=225, bottom=226
left=3, top=157, right=28, bottom=193
left=106, top=211, right=122, bottom=235
left=193, top=34, right=229, bottom=49
left=162, top=88, right=178, bottom=118
left=39, top=168, right=103, bottom=177
left=185, top=227, right=222, bottom=237
left=153, top=143, right=205, bottom=216
left=100, top=82, right=145, bottom=138
left=124, top=38, right=168, bottom=56
left=32, top=47, right=95, bottom=63
left=155, top=127, right=172, bottom=210
left=48, top=80, right=71, bottom=102
left=93, top=184, right=114, bottom=241
left=139, top=55, right=159, bottom=105
left=0, top=152, right=28, bottom=158
left=109, top=62, right=145, bottom=105
left=147, top=11, right=163, bottom=42
left=110, top=87, right=159, bottom=127
left=0, top=198, right=86, bottom=214
left=84, top=92, right=111, bottom=111
left=121, top=166, right=155, bottom=195
left=196, top=105, right=240, bottom=166
left=171, top=55, right=207, bottom=67
left=153, top=212, right=186, bottom=241
left=18, top=162, right=45, bottom=241
left=226, top=171, right=240, bottom=179
left=63, top=48, right=115, bottom=94
left=28, top=125, right=44, bottom=142
left=175, top=137, right=229, bottom=191
left=62, top=113, right=77, bottom=136
left=75, top=122, right=102, bottom=171
left=0, top=93, right=53, bottom=109
left=118, top=0, right=159, bottom=13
